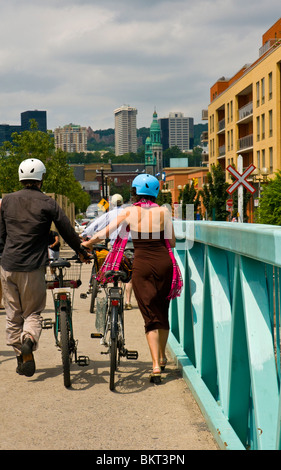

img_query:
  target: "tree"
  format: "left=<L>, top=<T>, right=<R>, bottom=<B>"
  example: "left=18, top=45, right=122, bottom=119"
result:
left=256, top=171, right=281, bottom=225
left=179, top=181, right=201, bottom=219
left=200, top=164, right=229, bottom=220
left=0, top=121, right=90, bottom=213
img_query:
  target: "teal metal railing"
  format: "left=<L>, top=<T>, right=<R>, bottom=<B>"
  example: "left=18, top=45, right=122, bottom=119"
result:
left=168, top=221, right=281, bottom=450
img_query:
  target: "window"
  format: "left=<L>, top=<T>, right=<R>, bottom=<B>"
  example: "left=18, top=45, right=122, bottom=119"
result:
left=269, top=147, right=273, bottom=173
left=256, top=81, right=260, bottom=107
left=269, top=110, right=273, bottom=137
left=268, top=72, right=272, bottom=100
left=257, top=150, right=260, bottom=169
left=262, top=149, right=265, bottom=168
left=261, top=78, right=265, bottom=104
left=261, top=114, right=265, bottom=139
left=256, top=116, right=260, bottom=141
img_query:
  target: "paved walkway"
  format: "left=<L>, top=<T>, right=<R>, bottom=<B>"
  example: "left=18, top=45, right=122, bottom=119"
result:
left=0, top=248, right=218, bottom=451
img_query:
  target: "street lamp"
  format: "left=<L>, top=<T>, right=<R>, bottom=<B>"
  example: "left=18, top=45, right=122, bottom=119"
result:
left=251, top=167, right=269, bottom=199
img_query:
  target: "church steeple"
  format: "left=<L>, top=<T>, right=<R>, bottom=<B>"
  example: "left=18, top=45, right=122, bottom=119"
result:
left=145, top=109, right=163, bottom=175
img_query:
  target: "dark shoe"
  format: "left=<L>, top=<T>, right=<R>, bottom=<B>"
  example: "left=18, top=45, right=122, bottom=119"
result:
left=21, top=338, right=36, bottom=377
left=160, top=357, right=167, bottom=371
left=149, top=367, right=161, bottom=384
left=16, top=355, right=24, bottom=375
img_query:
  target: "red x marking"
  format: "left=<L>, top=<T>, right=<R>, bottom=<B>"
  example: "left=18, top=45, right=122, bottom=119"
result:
left=226, top=164, right=256, bottom=195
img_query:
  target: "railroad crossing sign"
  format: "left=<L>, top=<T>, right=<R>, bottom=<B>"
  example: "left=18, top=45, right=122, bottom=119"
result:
left=226, top=163, right=256, bottom=195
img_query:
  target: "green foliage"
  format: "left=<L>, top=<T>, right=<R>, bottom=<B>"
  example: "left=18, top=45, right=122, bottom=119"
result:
left=200, top=164, right=229, bottom=220
left=256, top=171, right=281, bottom=225
left=109, top=182, right=131, bottom=203
left=0, top=121, right=90, bottom=213
left=179, top=181, right=201, bottom=218
left=156, top=189, right=172, bottom=206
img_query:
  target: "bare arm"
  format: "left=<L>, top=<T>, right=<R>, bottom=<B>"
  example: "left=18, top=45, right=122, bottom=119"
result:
left=169, top=224, right=176, bottom=248
left=82, top=210, right=128, bottom=248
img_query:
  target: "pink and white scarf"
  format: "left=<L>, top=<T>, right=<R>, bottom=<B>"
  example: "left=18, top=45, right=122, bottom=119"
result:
left=96, top=200, right=183, bottom=300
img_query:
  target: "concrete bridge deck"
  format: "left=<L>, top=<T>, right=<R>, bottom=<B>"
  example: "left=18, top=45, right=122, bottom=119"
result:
left=0, top=249, right=218, bottom=451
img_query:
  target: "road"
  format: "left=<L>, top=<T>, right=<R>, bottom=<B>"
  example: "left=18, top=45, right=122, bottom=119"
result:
left=0, top=248, right=218, bottom=451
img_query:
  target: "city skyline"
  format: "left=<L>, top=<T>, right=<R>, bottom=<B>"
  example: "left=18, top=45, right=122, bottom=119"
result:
left=0, top=1, right=279, bottom=131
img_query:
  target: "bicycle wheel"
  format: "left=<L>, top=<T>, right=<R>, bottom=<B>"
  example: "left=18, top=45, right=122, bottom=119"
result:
left=59, top=308, right=71, bottom=388
left=90, top=265, right=98, bottom=313
left=109, top=305, right=118, bottom=391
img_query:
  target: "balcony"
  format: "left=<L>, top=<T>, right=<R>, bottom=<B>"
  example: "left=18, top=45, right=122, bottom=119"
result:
left=218, top=145, right=226, bottom=158
left=237, top=134, right=253, bottom=152
left=237, top=102, right=253, bottom=123
left=217, top=118, right=225, bottom=133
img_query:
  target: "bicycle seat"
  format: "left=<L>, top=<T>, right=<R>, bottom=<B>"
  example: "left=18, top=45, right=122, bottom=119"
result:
left=104, top=270, right=128, bottom=282
left=50, top=258, right=71, bottom=269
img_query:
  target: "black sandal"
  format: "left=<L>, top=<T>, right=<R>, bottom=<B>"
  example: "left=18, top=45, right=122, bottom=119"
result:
left=149, top=367, right=161, bottom=384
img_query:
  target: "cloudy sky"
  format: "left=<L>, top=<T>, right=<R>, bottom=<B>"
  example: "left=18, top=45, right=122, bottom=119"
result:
left=0, top=0, right=280, bottom=131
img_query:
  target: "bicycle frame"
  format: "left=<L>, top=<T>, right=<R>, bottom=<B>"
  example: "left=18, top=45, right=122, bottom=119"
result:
left=52, top=287, right=76, bottom=356
left=92, top=271, right=138, bottom=390
left=44, top=258, right=89, bottom=387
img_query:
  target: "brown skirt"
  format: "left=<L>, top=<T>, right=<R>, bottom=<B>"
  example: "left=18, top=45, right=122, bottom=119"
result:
left=132, top=240, right=173, bottom=333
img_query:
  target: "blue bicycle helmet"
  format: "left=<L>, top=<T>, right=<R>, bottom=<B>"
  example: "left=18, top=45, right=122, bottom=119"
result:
left=132, top=174, right=160, bottom=198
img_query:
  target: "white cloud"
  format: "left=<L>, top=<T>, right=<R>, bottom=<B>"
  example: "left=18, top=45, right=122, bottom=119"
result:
left=0, top=0, right=280, bottom=130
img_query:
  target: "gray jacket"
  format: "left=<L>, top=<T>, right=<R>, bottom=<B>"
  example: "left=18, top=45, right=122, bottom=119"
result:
left=0, top=187, right=81, bottom=272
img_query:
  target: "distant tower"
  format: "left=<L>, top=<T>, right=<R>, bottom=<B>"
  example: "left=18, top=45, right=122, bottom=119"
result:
left=145, top=110, right=163, bottom=175
left=114, top=105, right=138, bottom=156
left=21, top=110, right=47, bottom=132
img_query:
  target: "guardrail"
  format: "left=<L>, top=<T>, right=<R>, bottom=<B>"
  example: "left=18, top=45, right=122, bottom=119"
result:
left=168, top=221, right=281, bottom=450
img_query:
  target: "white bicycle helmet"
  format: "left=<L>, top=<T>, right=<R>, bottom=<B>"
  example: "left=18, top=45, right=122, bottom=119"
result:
left=111, top=193, right=123, bottom=206
left=19, top=158, right=46, bottom=181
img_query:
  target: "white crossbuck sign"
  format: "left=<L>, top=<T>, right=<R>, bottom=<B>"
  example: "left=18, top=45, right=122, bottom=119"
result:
left=226, top=164, right=256, bottom=195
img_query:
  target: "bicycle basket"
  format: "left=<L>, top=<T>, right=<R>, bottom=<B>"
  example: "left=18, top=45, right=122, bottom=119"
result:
left=45, top=259, right=82, bottom=289
left=96, top=249, right=109, bottom=269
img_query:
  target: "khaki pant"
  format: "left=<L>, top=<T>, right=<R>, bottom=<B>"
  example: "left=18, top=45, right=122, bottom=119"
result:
left=0, top=266, right=46, bottom=356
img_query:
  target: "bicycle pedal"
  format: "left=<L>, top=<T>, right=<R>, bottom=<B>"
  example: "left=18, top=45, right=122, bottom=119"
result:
left=80, top=293, right=88, bottom=299
left=77, top=355, right=89, bottom=366
left=42, top=318, right=53, bottom=329
left=91, top=333, right=103, bottom=338
left=126, top=350, right=138, bottom=360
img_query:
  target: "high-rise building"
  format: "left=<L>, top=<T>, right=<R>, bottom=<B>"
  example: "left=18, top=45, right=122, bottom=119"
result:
left=207, top=17, right=281, bottom=222
left=208, top=17, right=281, bottom=180
left=21, top=110, right=47, bottom=132
left=159, top=112, right=194, bottom=152
left=54, top=124, right=87, bottom=153
left=0, top=109, right=47, bottom=146
left=114, top=105, right=138, bottom=156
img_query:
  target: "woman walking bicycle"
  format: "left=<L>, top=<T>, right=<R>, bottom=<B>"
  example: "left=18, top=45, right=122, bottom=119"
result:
left=82, top=174, right=182, bottom=383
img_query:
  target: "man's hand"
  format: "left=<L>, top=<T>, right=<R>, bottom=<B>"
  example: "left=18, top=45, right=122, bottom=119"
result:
left=77, top=245, right=92, bottom=264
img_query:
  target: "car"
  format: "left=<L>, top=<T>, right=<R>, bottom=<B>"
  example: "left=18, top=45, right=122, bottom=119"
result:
left=74, top=220, right=85, bottom=234
left=86, top=203, right=99, bottom=218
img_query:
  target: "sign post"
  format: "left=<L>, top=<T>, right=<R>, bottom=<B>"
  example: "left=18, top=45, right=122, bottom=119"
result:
left=237, top=155, right=243, bottom=223
left=226, top=155, right=256, bottom=223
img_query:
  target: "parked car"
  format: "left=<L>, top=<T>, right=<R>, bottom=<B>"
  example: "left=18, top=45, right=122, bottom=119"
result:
left=86, top=204, right=99, bottom=218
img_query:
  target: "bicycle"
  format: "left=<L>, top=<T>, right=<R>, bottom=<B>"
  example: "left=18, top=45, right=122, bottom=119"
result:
left=91, top=269, right=138, bottom=391
left=43, top=257, right=89, bottom=388
left=88, top=244, right=109, bottom=313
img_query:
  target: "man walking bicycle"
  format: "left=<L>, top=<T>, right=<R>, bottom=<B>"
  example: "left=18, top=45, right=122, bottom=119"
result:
left=0, top=158, right=89, bottom=377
